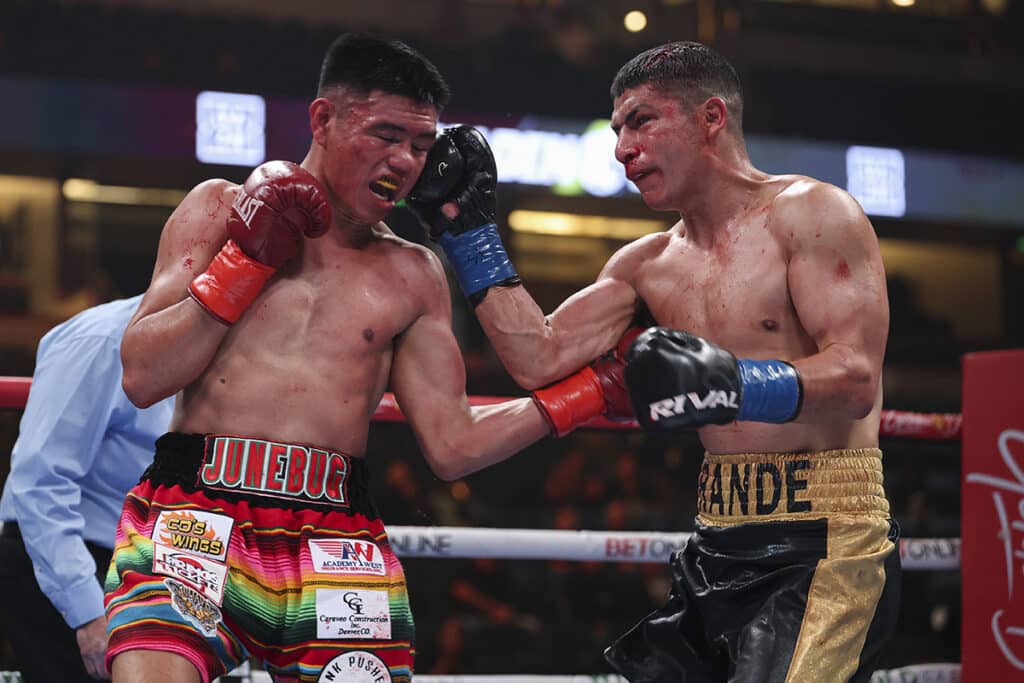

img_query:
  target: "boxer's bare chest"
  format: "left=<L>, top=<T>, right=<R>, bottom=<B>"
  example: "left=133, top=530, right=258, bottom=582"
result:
left=204, top=244, right=421, bottom=395
left=245, top=259, right=416, bottom=359
left=183, top=243, right=423, bottom=447
left=634, top=218, right=799, bottom=357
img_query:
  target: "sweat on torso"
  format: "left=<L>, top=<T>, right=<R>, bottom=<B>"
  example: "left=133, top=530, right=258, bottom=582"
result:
left=632, top=212, right=865, bottom=455
left=177, top=237, right=423, bottom=456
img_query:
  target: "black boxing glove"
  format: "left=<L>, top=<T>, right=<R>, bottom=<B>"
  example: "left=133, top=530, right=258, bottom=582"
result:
left=625, top=327, right=803, bottom=431
left=407, top=125, right=519, bottom=305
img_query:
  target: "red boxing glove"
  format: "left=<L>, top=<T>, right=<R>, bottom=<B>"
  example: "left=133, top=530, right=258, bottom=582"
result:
left=532, top=328, right=643, bottom=437
left=189, top=161, right=332, bottom=324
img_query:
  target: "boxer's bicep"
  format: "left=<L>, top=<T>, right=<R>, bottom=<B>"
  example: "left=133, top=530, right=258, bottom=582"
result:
left=121, top=181, right=236, bottom=406
left=786, top=186, right=888, bottom=416
left=390, top=301, right=470, bottom=459
left=788, top=189, right=887, bottom=356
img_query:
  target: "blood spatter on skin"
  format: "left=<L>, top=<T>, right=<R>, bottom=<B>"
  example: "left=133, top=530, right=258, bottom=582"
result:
left=836, top=258, right=851, bottom=280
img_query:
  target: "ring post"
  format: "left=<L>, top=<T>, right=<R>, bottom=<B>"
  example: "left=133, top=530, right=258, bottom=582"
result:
left=962, top=349, right=1024, bottom=680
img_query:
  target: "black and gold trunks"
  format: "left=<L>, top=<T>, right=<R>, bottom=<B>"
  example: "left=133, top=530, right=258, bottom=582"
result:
left=606, top=448, right=901, bottom=683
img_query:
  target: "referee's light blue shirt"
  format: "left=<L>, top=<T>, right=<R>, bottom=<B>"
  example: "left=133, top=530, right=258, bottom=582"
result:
left=0, top=295, right=174, bottom=629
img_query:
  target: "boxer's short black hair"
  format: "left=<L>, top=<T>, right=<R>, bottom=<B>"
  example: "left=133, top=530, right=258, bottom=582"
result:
left=611, top=41, right=743, bottom=131
left=317, top=33, right=450, bottom=110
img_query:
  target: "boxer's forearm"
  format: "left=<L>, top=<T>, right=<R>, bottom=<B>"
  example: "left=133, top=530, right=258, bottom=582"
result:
left=414, top=398, right=550, bottom=481
left=790, top=342, right=881, bottom=423
left=121, top=298, right=229, bottom=407
left=475, top=281, right=636, bottom=390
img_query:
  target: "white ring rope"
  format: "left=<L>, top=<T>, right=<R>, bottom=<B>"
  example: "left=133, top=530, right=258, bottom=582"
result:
left=1, top=659, right=966, bottom=682
left=218, top=663, right=962, bottom=683
left=387, top=525, right=961, bottom=571
left=412, top=667, right=964, bottom=683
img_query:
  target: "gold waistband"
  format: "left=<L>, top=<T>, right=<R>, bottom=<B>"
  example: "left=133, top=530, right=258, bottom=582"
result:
left=696, top=448, right=889, bottom=526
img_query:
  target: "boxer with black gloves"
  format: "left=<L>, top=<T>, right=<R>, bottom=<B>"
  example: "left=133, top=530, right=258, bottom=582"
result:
left=625, top=327, right=803, bottom=430
left=414, top=42, right=900, bottom=683
left=407, top=125, right=519, bottom=306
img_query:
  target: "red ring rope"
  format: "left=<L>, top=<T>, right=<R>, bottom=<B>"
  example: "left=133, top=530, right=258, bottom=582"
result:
left=0, top=376, right=961, bottom=440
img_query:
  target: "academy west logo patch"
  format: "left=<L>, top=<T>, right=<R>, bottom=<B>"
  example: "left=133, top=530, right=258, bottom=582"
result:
left=309, top=539, right=386, bottom=576
left=200, top=435, right=350, bottom=506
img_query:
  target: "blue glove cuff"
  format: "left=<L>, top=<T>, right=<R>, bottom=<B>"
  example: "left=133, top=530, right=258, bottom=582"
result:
left=437, top=224, right=518, bottom=298
left=736, top=359, right=802, bottom=423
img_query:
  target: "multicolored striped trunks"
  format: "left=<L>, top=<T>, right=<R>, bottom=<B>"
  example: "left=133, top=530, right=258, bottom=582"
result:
left=104, top=432, right=414, bottom=683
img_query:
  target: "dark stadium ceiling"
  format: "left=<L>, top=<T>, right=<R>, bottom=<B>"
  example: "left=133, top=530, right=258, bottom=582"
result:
left=63, top=0, right=1001, bottom=32
left=62, top=0, right=1018, bottom=90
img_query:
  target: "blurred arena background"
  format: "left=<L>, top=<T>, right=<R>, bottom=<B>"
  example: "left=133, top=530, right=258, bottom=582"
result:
left=1, top=0, right=1022, bottom=675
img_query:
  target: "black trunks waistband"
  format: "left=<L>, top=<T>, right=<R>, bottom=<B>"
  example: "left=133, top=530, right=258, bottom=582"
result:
left=140, top=432, right=377, bottom=516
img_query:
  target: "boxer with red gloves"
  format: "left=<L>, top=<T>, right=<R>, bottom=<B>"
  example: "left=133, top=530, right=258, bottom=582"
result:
left=110, top=34, right=623, bottom=683
left=188, top=161, right=332, bottom=325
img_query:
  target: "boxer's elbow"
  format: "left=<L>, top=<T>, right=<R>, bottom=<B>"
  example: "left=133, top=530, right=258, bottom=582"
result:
left=419, top=433, right=468, bottom=482
left=840, top=356, right=879, bottom=419
left=422, top=450, right=465, bottom=482
left=121, top=361, right=170, bottom=408
left=504, top=348, right=576, bottom=391
left=121, top=372, right=158, bottom=408
left=430, top=461, right=464, bottom=483
left=508, top=367, right=556, bottom=392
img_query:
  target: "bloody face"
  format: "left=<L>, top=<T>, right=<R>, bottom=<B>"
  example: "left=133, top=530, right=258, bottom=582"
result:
left=611, top=84, right=703, bottom=211
left=319, top=90, right=439, bottom=226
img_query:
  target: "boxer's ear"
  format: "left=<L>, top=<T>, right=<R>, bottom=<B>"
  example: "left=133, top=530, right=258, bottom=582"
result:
left=699, top=97, right=728, bottom=140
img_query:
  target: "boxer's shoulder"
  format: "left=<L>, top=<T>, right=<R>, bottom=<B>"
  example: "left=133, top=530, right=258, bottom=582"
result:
left=600, top=229, right=672, bottom=281
left=186, top=178, right=238, bottom=211
left=162, top=179, right=236, bottom=241
left=767, top=176, right=868, bottom=246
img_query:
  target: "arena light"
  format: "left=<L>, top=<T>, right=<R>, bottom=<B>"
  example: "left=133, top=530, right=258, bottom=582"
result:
left=624, top=10, right=648, bottom=32
left=508, top=210, right=667, bottom=240
left=845, top=146, right=906, bottom=218
left=443, top=121, right=637, bottom=198
left=195, top=91, right=266, bottom=167
left=62, top=178, right=186, bottom=207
